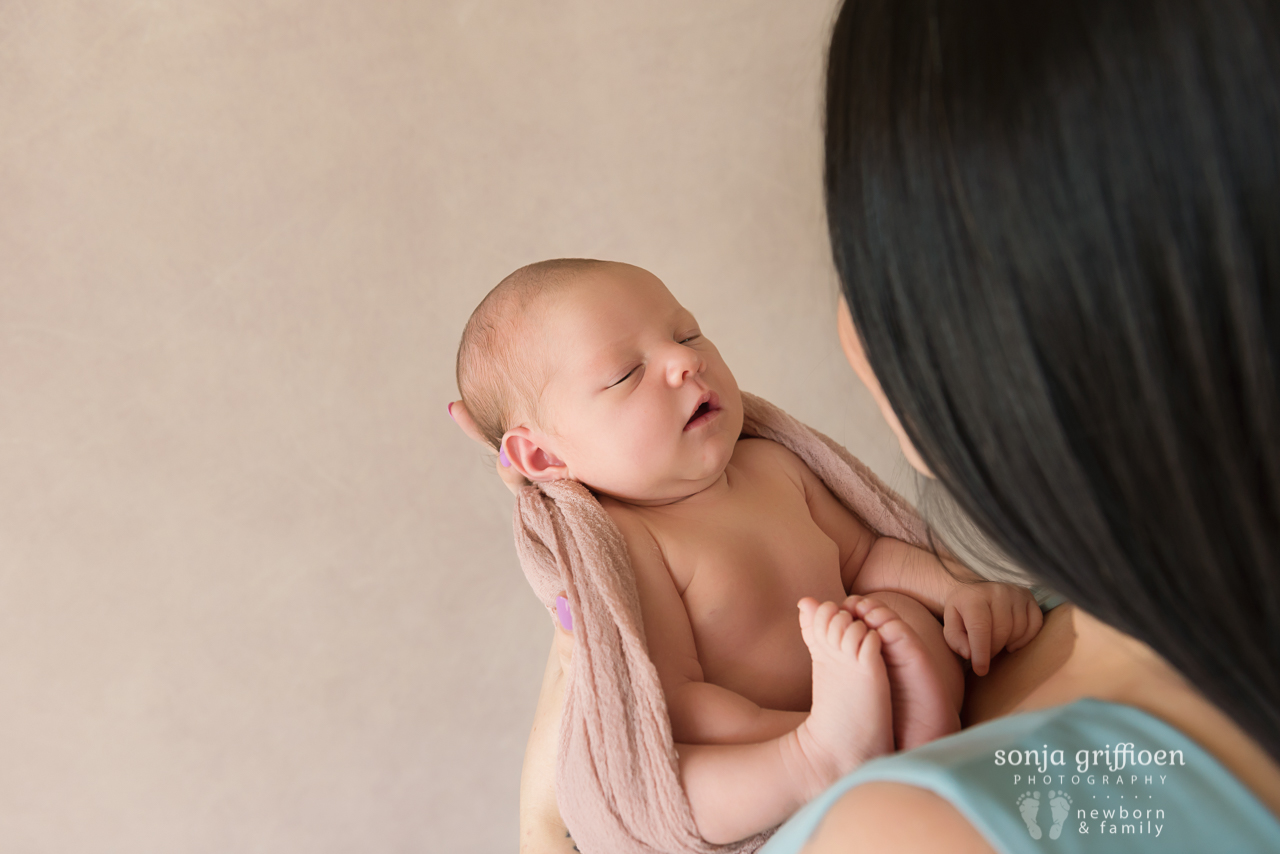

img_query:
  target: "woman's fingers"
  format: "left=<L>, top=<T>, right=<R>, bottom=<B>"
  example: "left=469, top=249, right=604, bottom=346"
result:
left=553, top=621, right=574, bottom=673
left=449, top=399, right=529, bottom=494
left=494, top=458, right=531, bottom=494
left=448, top=399, right=488, bottom=445
left=553, top=593, right=574, bottom=672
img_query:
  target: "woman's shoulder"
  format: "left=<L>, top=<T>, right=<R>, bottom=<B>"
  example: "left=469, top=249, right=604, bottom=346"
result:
left=798, top=781, right=995, bottom=854
left=762, top=697, right=1280, bottom=854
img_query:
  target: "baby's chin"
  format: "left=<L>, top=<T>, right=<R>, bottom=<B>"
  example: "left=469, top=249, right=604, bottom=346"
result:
left=570, top=424, right=740, bottom=505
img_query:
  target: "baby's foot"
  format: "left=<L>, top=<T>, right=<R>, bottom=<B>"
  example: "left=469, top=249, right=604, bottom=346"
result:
left=842, top=595, right=960, bottom=751
left=790, top=598, right=894, bottom=800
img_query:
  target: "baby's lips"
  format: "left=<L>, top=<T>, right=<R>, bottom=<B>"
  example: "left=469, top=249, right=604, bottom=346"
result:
left=683, top=389, right=721, bottom=428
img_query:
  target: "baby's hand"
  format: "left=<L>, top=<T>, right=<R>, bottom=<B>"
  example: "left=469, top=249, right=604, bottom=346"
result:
left=942, top=582, right=1043, bottom=676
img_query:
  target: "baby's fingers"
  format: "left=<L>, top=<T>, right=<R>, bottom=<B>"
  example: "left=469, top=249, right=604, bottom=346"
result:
left=943, top=602, right=972, bottom=660
left=988, top=600, right=1017, bottom=660
left=1006, top=597, right=1028, bottom=650
left=962, top=604, right=994, bottom=676
left=1007, top=598, right=1045, bottom=652
left=1028, top=598, right=1044, bottom=637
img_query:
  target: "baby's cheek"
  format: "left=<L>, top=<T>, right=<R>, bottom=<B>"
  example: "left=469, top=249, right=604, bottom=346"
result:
left=611, top=435, right=669, bottom=486
left=575, top=434, right=647, bottom=489
left=607, top=439, right=680, bottom=498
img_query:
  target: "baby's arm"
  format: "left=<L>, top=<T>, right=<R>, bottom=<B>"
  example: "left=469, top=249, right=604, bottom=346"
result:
left=774, top=444, right=958, bottom=608
left=602, top=501, right=807, bottom=745
left=783, top=446, right=1043, bottom=674
left=854, top=538, right=1044, bottom=673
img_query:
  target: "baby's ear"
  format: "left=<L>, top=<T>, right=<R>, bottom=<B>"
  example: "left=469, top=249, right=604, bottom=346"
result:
left=502, top=428, right=568, bottom=483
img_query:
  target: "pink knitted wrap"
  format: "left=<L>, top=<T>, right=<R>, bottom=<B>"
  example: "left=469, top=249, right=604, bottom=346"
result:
left=513, top=392, right=928, bottom=853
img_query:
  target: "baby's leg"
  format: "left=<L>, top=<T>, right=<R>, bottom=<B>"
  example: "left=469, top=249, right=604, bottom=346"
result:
left=842, top=592, right=963, bottom=751
left=677, top=599, right=893, bottom=845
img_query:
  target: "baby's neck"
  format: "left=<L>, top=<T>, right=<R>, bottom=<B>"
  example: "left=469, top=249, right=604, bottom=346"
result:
left=594, top=467, right=733, bottom=509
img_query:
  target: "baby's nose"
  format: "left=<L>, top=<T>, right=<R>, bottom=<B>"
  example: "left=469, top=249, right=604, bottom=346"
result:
left=665, top=345, right=704, bottom=385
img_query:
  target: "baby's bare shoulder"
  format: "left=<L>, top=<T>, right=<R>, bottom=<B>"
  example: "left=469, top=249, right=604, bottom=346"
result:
left=599, top=493, right=640, bottom=527
left=598, top=495, right=676, bottom=588
left=734, top=436, right=808, bottom=466
left=598, top=495, right=660, bottom=548
left=732, top=438, right=812, bottom=485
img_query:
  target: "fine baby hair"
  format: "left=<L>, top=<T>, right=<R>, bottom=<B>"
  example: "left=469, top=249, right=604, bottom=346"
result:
left=455, top=258, right=609, bottom=451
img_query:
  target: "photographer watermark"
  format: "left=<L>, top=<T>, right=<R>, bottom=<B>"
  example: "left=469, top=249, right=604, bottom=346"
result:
left=993, top=742, right=1185, bottom=840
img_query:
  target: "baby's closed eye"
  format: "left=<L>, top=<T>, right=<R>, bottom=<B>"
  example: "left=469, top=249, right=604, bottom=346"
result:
left=611, top=366, right=640, bottom=387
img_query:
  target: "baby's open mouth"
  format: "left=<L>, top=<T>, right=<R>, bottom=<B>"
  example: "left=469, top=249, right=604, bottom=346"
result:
left=684, top=391, right=721, bottom=430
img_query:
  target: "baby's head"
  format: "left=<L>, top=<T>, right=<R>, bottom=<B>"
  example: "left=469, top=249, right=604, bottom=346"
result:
left=456, top=260, right=743, bottom=504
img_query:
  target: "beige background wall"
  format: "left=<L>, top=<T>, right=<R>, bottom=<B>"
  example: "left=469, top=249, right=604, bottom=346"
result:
left=1, top=2, right=915, bottom=851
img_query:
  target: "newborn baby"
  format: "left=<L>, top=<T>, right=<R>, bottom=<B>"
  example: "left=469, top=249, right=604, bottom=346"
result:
left=456, top=259, right=1043, bottom=845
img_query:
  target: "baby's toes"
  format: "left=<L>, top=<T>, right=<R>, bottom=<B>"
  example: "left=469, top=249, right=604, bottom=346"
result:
left=797, top=597, right=820, bottom=642
left=809, top=600, right=842, bottom=638
left=870, top=612, right=911, bottom=647
left=842, top=594, right=894, bottom=623
left=799, top=598, right=841, bottom=651
left=825, top=608, right=854, bottom=649
left=839, top=594, right=865, bottom=616
left=839, top=618, right=870, bottom=657
left=851, top=598, right=898, bottom=631
left=855, top=626, right=883, bottom=664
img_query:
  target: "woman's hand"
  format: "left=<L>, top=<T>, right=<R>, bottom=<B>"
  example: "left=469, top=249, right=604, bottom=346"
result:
left=451, top=398, right=574, bottom=850
left=942, top=583, right=1044, bottom=676
left=448, top=400, right=529, bottom=494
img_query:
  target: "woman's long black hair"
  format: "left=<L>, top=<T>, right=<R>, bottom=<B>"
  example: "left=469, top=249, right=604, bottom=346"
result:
left=826, top=0, right=1280, bottom=761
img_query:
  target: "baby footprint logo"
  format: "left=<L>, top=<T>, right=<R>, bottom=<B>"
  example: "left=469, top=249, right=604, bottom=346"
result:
left=1016, top=791, right=1042, bottom=839
left=1046, top=790, right=1073, bottom=840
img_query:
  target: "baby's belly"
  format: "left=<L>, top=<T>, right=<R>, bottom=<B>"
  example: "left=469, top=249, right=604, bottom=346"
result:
left=683, top=554, right=848, bottom=712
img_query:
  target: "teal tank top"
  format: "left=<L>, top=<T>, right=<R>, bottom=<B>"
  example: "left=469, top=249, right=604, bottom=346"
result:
left=759, top=698, right=1280, bottom=853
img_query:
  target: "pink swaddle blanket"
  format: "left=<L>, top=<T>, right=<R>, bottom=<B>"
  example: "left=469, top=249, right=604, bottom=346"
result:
left=514, top=392, right=929, bottom=853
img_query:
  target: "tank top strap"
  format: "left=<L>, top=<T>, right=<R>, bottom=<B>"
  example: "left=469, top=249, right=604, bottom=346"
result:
left=761, top=698, right=1280, bottom=853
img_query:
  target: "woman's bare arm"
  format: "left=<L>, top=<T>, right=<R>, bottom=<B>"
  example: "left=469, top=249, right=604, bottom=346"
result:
left=519, top=630, right=578, bottom=854
left=448, top=401, right=574, bottom=850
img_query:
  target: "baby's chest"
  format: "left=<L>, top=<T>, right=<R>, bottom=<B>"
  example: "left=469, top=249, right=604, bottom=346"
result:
left=657, top=488, right=843, bottom=608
